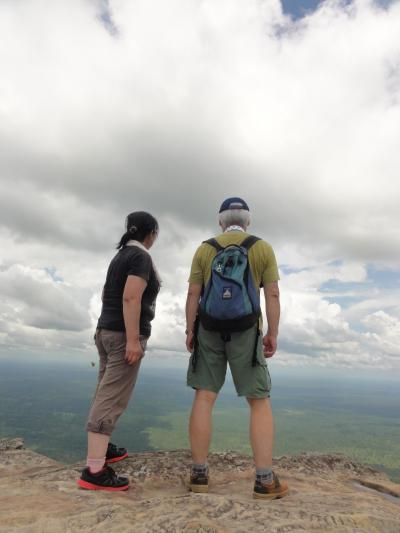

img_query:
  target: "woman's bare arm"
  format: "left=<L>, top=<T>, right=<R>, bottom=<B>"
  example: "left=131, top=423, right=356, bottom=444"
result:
left=123, top=275, right=147, bottom=364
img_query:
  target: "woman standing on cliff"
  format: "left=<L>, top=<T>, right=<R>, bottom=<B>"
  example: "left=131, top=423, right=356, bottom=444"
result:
left=78, top=211, right=161, bottom=491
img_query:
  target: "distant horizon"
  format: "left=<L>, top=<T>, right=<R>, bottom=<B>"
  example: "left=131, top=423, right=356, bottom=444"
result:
left=1, top=355, right=399, bottom=384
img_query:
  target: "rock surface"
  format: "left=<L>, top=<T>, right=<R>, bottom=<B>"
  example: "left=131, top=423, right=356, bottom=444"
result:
left=1, top=438, right=399, bottom=532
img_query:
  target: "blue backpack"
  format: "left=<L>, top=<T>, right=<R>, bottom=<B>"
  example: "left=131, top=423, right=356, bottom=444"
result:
left=199, top=236, right=261, bottom=333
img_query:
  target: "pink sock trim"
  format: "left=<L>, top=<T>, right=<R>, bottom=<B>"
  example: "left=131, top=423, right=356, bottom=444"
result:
left=87, top=457, right=106, bottom=474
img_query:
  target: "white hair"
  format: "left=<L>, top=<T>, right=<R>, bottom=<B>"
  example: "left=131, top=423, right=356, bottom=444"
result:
left=218, top=209, right=250, bottom=230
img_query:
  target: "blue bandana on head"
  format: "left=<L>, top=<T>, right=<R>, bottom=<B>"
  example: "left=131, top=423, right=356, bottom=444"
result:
left=219, top=197, right=250, bottom=213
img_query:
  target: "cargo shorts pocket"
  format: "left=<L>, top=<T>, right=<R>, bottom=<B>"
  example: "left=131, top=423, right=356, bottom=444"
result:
left=256, top=351, right=267, bottom=366
left=255, top=333, right=267, bottom=366
left=265, top=366, right=272, bottom=393
left=255, top=344, right=272, bottom=397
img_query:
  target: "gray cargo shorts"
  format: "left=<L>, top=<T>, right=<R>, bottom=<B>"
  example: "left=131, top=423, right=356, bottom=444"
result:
left=187, top=324, right=271, bottom=398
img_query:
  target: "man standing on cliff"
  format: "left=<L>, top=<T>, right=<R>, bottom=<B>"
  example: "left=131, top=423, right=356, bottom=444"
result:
left=185, top=197, right=288, bottom=499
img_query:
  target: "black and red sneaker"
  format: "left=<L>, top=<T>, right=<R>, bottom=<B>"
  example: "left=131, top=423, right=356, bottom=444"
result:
left=77, top=465, right=129, bottom=491
left=105, top=442, right=128, bottom=464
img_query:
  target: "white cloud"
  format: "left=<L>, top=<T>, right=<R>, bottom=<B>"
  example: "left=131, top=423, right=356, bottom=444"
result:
left=275, top=259, right=400, bottom=369
left=361, top=310, right=400, bottom=361
left=0, top=0, right=399, bottom=369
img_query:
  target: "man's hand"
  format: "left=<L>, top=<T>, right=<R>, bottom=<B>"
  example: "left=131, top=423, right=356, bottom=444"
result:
left=263, top=334, right=277, bottom=358
left=263, top=281, right=280, bottom=358
left=125, top=340, right=144, bottom=365
left=186, top=332, right=194, bottom=353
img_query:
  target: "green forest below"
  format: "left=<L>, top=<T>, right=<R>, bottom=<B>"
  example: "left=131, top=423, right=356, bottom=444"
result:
left=1, top=359, right=399, bottom=482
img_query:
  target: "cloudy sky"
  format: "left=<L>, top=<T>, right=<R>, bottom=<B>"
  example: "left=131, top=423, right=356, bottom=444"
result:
left=1, top=0, right=399, bottom=373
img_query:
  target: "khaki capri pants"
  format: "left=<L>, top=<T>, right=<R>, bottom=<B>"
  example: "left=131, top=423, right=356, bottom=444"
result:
left=86, top=329, right=147, bottom=436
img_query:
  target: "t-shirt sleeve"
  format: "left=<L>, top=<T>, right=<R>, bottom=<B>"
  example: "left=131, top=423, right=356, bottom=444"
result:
left=188, top=246, right=204, bottom=285
left=261, top=243, right=280, bottom=285
left=127, top=250, right=152, bottom=282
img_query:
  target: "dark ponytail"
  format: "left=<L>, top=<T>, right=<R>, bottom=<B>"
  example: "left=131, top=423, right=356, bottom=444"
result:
left=117, top=211, right=159, bottom=249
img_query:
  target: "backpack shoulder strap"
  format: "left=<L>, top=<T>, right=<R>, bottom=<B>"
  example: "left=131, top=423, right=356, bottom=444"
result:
left=203, top=238, right=224, bottom=252
left=240, top=235, right=260, bottom=250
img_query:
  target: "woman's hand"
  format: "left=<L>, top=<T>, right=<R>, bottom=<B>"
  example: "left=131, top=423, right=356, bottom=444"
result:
left=125, top=340, right=144, bottom=365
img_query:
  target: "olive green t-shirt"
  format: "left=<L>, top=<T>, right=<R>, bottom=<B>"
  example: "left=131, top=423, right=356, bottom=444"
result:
left=188, top=231, right=280, bottom=288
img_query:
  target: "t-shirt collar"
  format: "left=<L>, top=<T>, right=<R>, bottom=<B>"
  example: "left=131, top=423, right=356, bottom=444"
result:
left=125, top=240, right=162, bottom=284
left=224, top=225, right=245, bottom=233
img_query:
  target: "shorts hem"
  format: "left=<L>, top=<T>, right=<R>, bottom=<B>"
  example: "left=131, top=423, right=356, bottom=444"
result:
left=187, top=382, right=221, bottom=394
left=239, top=392, right=271, bottom=399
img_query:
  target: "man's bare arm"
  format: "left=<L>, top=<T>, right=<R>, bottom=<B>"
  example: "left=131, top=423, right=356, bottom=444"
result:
left=263, top=281, right=280, bottom=357
left=185, top=283, right=202, bottom=352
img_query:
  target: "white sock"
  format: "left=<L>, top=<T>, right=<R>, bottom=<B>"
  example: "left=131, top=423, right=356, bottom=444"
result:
left=87, top=457, right=105, bottom=474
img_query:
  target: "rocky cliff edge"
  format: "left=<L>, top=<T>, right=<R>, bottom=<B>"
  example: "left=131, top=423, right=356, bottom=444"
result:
left=1, top=438, right=399, bottom=533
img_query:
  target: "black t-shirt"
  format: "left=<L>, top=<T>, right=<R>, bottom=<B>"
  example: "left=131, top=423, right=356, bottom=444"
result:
left=97, top=246, right=160, bottom=337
